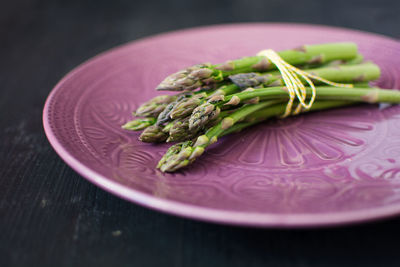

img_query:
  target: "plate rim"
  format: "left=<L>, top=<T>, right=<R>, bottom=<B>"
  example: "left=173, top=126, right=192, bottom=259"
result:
left=43, top=22, right=400, bottom=227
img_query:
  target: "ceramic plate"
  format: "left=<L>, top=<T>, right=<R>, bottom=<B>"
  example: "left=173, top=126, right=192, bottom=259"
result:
left=43, top=23, right=400, bottom=227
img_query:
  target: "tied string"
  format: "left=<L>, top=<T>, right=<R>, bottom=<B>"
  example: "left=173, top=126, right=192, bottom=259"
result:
left=257, top=49, right=354, bottom=118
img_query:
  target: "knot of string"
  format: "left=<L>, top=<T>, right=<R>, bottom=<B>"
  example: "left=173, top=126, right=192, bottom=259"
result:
left=257, top=49, right=354, bottom=117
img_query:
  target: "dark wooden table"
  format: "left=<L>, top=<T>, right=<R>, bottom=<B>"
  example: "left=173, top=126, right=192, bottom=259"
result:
left=1, top=0, right=400, bottom=266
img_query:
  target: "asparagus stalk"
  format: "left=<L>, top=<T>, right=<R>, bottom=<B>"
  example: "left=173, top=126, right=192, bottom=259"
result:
left=229, top=62, right=380, bottom=89
left=168, top=93, right=209, bottom=119
left=156, top=42, right=358, bottom=91
left=122, top=117, right=156, bottom=131
left=156, top=93, right=194, bottom=125
left=167, top=109, right=233, bottom=142
left=166, top=117, right=196, bottom=142
left=188, top=85, right=399, bottom=131
left=139, top=125, right=168, bottom=143
left=134, top=95, right=177, bottom=117
left=301, top=53, right=364, bottom=69
left=220, top=100, right=356, bottom=136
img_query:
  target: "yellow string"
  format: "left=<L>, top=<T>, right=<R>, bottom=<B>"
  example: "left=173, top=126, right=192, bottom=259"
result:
left=257, top=49, right=354, bottom=117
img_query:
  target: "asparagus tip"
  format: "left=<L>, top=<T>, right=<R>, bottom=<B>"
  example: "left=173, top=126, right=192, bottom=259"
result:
left=139, top=125, right=168, bottom=143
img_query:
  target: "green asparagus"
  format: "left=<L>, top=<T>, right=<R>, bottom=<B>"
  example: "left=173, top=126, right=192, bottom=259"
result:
left=156, top=42, right=358, bottom=91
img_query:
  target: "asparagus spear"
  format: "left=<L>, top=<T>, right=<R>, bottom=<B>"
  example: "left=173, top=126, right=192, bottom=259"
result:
left=221, top=100, right=356, bottom=136
left=156, top=42, right=358, bottom=91
left=168, top=93, right=209, bottom=119
left=301, top=53, right=364, bottom=69
left=134, top=95, right=177, bottom=117
left=229, top=62, right=380, bottom=89
left=156, top=141, right=194, bottom=171
left=188, top=85, right=400, bottom=131
left=122, top=117, right=156, bottom=131
left=158, top=100, right=357, bottom=172
left=166, top=117, right=196, bottom=142
left=139, top=125, right=168, bottom=143
left=156, top=93, right=194, bottom=125
left=167, top=109, right=233, bottom=143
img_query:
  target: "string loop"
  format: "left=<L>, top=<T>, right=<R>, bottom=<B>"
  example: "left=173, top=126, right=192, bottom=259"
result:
left=257, top=49, right=354, bottom=117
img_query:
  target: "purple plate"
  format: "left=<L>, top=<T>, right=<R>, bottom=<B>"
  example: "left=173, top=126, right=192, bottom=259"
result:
left=43, top=23, right=400, bottom=227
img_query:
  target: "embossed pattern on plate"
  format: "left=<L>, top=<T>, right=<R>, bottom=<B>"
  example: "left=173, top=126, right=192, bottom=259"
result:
left=43, top=23, right=400, bottom=227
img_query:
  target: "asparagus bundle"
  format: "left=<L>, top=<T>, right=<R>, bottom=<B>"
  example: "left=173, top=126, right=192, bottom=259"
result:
left=122, top=42, right=400, bottom=172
